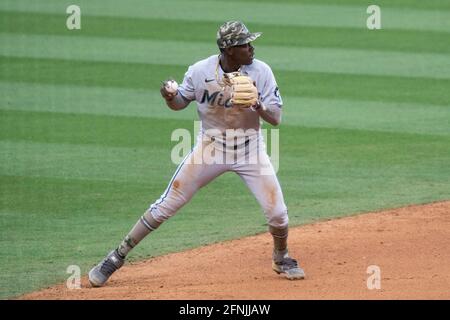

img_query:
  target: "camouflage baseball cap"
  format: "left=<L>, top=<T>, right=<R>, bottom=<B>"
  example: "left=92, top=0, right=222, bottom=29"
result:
left=216, top=21, right=262, bottom=49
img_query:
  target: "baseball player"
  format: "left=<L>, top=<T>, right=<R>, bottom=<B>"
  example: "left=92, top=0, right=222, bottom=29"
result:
left=89, top=21, right=305, bottom=287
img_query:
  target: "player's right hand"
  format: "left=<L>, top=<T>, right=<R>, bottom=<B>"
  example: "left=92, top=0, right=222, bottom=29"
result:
left=160, top=80, right=177, bottom=101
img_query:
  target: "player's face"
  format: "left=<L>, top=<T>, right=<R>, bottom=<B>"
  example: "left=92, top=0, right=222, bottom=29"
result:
left=231, top=42, right=255, bottom=65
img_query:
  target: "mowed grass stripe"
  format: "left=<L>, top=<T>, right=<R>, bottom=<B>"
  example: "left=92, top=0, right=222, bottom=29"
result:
left=2, top=11, right=450, bottom=54
left=2, top=33, right=450, bottom=79
left=0, top=175, right=157, bottom=218
left=0, top=109, right=190, bottom=149
left=1, top=0, right=449, bottom=32
left=0, top=57, right=187, bottom=93
left=211, top=0, right=450, bottom=11
left=0, top=81, right=198, bottom=121
left=283, top=98, right=450, bottom=136
left=1, top=124, right=449, bottom=197
left=2, top=125, right=449, bottom=186
left=2, top=57, right=449, bottom=106
left=2, top=109, right=450, bottom=166
left=2, top=83, right=449, bottom=137
left=0, top=139, right=175, bottom=183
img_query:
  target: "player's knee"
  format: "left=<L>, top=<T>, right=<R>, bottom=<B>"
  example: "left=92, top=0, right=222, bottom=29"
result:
left=143, top=208, right=163, bottom=230
left=147, top=205, right=176, bottom=223
left=148, top=187, right=192, bottom=222
left=268, top=208, right=289, bottom=229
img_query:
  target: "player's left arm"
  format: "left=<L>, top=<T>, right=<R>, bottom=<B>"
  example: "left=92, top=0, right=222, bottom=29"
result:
left=255, top=66, right=283, bottom=126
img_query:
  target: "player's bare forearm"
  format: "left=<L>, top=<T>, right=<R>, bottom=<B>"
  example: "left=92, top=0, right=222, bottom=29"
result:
left=256, top=104, right=282, bottom=126
left=165, top=94, right=190, bottom=110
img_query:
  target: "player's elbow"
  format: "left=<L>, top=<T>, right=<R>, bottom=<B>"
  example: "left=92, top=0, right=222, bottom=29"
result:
left=270, top=114, right=282, bottom=126
left=166, top=103, right=185, bottom=111
left=271, top=118, right=281, bottom=126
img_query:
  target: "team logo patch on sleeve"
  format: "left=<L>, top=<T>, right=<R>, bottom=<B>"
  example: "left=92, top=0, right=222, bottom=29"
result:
left=274, top=87, right=280, bottom=98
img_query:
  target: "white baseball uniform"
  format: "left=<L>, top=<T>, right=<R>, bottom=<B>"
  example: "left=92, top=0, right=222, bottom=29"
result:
left=148, top=55, right=288, bottom=228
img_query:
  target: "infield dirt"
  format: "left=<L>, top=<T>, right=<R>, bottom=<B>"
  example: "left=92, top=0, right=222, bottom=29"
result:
left=21, top=201, right=450, bottom=299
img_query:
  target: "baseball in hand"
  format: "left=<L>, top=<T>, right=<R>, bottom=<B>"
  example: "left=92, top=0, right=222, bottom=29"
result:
left=165, top=80, right=178, bottom=94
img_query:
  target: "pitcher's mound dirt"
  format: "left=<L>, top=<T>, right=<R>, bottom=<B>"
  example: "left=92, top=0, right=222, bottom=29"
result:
left=22, top=201, right=450, bottom=299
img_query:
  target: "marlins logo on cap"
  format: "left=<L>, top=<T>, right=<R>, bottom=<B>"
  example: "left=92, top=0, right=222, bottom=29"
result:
left=216, top=21, right=262, bottom=49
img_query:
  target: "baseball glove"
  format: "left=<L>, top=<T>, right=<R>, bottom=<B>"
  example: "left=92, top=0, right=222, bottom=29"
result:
left=224, top=73, right=258, bottom=108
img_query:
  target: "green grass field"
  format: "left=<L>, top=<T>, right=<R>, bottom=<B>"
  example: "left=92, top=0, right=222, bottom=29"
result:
left=1, top=0, right=449, bottom=299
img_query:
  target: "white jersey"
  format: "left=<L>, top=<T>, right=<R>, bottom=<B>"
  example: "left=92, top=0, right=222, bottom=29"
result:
left=178, top=55, right=283, bottom=134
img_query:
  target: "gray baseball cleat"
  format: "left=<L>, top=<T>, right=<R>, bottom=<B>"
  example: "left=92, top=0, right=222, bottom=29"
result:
left=89, top=250, right=124, bottom=287
left=272, top=256, right=306, bottom=280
